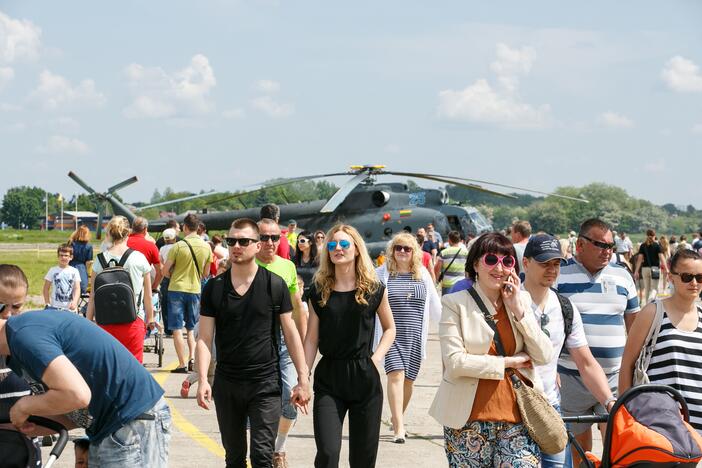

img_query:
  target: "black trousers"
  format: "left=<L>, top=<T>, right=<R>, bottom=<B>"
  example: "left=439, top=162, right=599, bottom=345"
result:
left=312, top=358, right=383, bottom=468
left=159, top=278, right=170, bottom=333
left=212, top=375, right=281, bottom=468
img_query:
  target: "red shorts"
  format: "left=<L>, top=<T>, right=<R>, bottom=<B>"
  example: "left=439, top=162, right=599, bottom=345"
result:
left=100, top=318, right=146, bottom=363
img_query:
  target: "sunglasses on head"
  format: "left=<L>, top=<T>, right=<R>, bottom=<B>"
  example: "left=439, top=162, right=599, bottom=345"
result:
left=327, top=240, right=352, bottom=251
left=260, top=234, right=281, bottom=243
left=394, top=245, right=413, bottom=253
left=671, top=272, right=702, bottom=283
left=482, top=253, right=516, bottom=269
left=0, top=302, right=23, bottom=314
left=580, top=235, right=616, bottom=251
left=539, top=313, right=550, bottom=338
left=225, top=237, right=258, bottom=247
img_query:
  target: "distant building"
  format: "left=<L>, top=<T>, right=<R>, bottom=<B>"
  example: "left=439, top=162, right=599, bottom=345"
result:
left=39, top=211, right=111, bottom=231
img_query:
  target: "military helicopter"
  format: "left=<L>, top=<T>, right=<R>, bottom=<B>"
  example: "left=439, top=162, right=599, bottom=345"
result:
left=68, top=165, right=587, bottom=256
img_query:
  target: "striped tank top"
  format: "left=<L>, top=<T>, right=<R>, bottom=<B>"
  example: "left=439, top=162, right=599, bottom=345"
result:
left=647, top=305, right=702, bottom=431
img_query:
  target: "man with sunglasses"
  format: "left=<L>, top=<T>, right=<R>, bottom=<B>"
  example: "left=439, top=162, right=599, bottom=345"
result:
left=196, top=218, right=310, bottom=468
left=555, top=219, right=640, bottom=466
left=522, top=234, right=616, bottom=468
left=255, top=218, right=306, bottom=468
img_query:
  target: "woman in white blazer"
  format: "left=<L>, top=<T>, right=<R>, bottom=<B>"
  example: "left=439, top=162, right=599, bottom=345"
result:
left=429, top=232, right=552, bottom=467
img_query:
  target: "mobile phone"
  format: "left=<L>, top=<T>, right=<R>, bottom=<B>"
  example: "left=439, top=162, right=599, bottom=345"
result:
left=503, top=284, right=513, bottom=293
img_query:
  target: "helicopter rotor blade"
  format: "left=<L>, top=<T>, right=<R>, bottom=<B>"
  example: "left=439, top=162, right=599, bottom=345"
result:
left=107, top=176, right=139, bottom=195
left=67, top=171, right=98, bottom=196
left=134, top=190, right=225, bottom=212
left=385, top=171, right=589, bottom=203
left=320, top=172, right=371, bottom=213
left=96, top=204, right=103, bottom=239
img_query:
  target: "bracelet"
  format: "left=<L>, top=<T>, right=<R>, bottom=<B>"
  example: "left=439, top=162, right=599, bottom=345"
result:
left=603, top=396, right=617, bottom=409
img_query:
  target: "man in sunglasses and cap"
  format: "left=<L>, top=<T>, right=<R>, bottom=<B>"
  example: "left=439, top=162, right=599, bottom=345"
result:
left=522, top=234, right=615, bottom=468
left=555, top=219, right=640, bottom=466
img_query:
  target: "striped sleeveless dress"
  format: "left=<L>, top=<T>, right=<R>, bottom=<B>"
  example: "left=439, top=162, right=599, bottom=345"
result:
left=384, top=273, right=427, bottom=381
left=647, top=305, right=702, bottom=431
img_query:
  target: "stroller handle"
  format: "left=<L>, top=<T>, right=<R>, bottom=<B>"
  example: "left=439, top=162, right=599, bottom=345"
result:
left=0, top=416, right=69, bottom=461
left=562, top=414, right=608, bottom=424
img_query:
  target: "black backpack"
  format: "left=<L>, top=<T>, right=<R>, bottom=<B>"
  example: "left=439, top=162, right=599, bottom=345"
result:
left=94, top=249, right=141, bottom=325
left=555, top=292, right=574, bottom=356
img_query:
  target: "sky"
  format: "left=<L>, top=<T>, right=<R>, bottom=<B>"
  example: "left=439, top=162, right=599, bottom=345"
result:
left=0, top=1, right=701, bottom=208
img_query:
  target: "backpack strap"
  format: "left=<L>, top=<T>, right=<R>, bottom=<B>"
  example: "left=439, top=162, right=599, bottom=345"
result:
left=117, top=248, right=134, bottom=267
left=556, top=293, right=574, bottom=355
left=97, top=252, right=109, bottom=269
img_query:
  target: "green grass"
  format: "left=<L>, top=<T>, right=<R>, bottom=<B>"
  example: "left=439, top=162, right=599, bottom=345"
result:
left=0, top=229, right=81, bottom=244
left=0, top=250, right=59, bottom=300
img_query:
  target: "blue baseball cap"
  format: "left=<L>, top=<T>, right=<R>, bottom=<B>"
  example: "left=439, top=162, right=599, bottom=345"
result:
left=524, top=234, right=565, bottom=263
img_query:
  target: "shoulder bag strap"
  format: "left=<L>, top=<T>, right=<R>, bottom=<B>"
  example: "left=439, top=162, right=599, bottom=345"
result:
left=438, top=248, right=463, bottom=283
left=182, top=239, right=202, bottom=279
left=644, top=300, right=665, bottom=355
left=468, top=287, right=507, bottom=357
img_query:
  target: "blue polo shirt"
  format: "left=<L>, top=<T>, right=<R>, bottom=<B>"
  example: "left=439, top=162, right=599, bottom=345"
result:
left=556, top=258, right=639, bottom=376
left=6, top=310, right=164, bottom=442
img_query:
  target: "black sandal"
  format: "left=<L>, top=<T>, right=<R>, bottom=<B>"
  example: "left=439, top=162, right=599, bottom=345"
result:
left=188, top=359, right=194, bottom=372
left=171, top=366, right=188, bottom=374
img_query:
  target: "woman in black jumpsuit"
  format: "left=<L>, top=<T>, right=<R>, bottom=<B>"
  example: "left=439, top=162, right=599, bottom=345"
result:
left=304, top=224, right=396, bottom=468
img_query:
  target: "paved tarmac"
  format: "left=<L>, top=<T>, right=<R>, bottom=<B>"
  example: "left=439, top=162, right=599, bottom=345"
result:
left=43, top=322, right=602, bottom=467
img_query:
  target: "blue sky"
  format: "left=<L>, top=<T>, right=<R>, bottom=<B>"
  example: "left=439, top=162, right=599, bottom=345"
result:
left=1, top=1, right=701, bottom=207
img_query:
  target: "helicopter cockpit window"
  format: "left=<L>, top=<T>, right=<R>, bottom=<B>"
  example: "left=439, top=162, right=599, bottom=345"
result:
left=434, top=216, right=450, bottom=235
left=468, top=210, right=491, bottom=232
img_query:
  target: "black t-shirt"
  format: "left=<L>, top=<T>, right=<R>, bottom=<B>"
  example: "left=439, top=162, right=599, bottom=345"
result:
left=638, top=242, right=662, bottom=267
left=307, top=283, right=385, bottom=359
left=422, top=239, right=437, bottom=254
left=201, top=267, right=292, bottom=382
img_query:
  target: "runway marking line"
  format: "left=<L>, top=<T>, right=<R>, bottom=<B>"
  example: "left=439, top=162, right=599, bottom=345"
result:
left=153, top=361, right=225, bottom=460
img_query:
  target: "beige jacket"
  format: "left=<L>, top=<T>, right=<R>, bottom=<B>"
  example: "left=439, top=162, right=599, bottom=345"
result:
left=428, top=284, right=553, bottom=429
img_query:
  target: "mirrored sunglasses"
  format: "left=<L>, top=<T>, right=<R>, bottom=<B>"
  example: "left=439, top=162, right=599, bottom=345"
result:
left=327, top=240, right=352, bottom=251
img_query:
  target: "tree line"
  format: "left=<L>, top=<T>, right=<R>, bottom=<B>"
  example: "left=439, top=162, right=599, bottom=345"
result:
left=2, top=181, right=699, bottom=236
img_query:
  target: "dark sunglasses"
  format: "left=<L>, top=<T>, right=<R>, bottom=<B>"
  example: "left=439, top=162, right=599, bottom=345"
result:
left=315, top=235, right=325, bottom=240
left=539, top=313, right=550, bottom=337
left=0, top=302, right=23, bottom=314
left=260, top=234, right=281, bottom=243
left=394, top=245, right=413, bottom=253
left=225, top=237, right=258, bottom=247
left=327, top=240, right=351, bottom=251
left=482, top=253, right=516, bottom=269
left=580, top=235, right=616, bottom=251
left=671, top=272, right=702, bottom=283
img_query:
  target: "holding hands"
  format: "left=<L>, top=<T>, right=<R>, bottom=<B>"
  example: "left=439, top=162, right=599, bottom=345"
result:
left=291, top=381, right=311, bottom=415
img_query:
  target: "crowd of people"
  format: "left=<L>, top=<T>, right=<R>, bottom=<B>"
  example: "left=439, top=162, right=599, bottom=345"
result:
left=1, top=208, right=702, bottom=468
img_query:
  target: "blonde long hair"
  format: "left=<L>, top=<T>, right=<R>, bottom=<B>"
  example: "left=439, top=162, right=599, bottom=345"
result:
left=313, top=224, right=379, bottom=307
left=384, top=232, right=422, bottom=280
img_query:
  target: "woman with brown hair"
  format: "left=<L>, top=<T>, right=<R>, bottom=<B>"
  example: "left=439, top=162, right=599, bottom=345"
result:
left=634, top=229, right=666, bottom=305
left=429, top=232, right=552, bottom=467
left=303, top=225, right=396, bottom=468
left=86, top=216, right=155, bottom=362
left=375, top=232, right=441, bottom=443
left=69, top=225, right=93, bottom=294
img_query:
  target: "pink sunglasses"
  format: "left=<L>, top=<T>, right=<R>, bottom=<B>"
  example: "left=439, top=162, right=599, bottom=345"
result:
left=481, top=253, right=516, bottom=270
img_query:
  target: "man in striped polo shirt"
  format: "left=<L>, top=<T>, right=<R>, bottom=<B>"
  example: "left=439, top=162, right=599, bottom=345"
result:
left=556, top=218, right=640, bottom=465
left=435, top=231, right=468, bottom=294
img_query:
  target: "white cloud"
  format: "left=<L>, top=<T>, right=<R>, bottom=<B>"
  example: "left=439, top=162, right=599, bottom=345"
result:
left=437, top=43, right=551, bottom=128
left=49, top=116, right=80, bottom=133
left=0, top=11, right=42, bottom=63
left=0, top=66, right=13, bottom=89
left=123, top=54, right=216, bottom=119
left=250, top=95, right=294, bottom=118
left=643, top=159, right=666, bottom=174
left=255, top=80, right=281, bottom=94
left=661, top=56, right=702, bottom=93
left=598, top=111, right=634, bottom=129
left=692, top=123, right=702, bottom=134
left=0, top=102, right=21, bottom=111
left=2, top=122, right=25, bottom=133
left=29, top=70, right=106, bottom=110
left=36, top=135, right=89, bottom=155
left=222, top=108, right=245, bottom=119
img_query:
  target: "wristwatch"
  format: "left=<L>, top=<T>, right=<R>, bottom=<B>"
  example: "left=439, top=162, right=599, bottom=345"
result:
left=603, top=396, right=617, bottom=410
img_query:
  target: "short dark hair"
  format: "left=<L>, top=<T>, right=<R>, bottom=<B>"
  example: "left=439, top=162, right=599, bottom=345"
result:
left=0, top=264, right=28, bottom=290
left=57, top=243, right=73, bottom=256
left=670, top=248, right=701, bottom=272
left=465, top=232, right=518, bottom=281
left=260, top=204, right=280, bottom=221
left=646, top=229, right=656, bottom=237
left=230, top=218, right=259, bottom=236
left=183, top=213, right=200, bottom=231
left=166, top=219, right=179, bottom=229
left=448, top=230, right=461, bottom=244
left=512, top=220, right=532, bottom=238
left=578, top=218, right=610, bottom=238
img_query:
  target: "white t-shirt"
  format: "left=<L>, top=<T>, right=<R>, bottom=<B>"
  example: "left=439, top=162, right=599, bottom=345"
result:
left=529, top=289, right=588, bottom=406
left=514, top=242, right=527, bottom=273
left=159, top=243, right=176, bottom=265
left=93, top=249, right=151, bottom=320
left=45, top=266, right=81, bottom=309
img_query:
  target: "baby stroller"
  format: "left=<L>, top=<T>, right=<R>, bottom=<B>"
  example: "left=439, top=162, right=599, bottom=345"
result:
left=0, top=416, right=68, bottom=468
left=563, top=384, right=702, bottom=468
left=143, top=291, right=165, bottom=367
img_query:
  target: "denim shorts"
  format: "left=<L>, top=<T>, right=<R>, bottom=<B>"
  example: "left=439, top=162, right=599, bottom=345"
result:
left=167, top=291, right=200, bottom=331
left=279, top=332, right=298, bottom=420
left=89, top=397, right=172, bottom=467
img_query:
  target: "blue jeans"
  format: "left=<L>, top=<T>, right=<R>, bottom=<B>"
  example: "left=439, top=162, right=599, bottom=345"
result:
left=279, top=331, right=298, bottom=420
left=88, top=397, right=171, bottom=467
left=167, top=291, right=200, bottom=331
left=542, top=403, right=567, bottom=468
